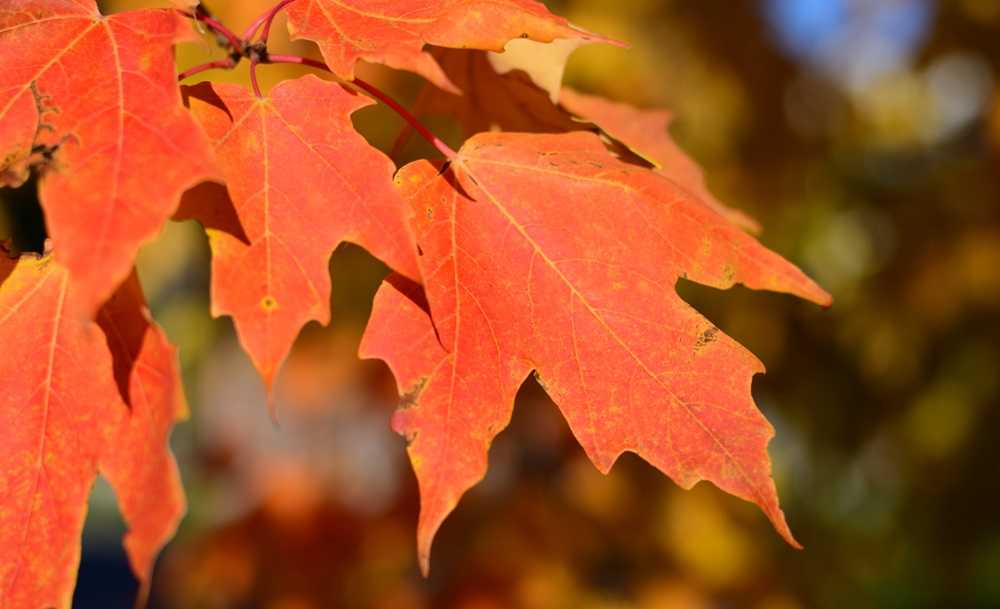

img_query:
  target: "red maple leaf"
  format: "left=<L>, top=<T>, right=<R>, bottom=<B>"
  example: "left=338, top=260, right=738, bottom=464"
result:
left=0, top=248, right=185, bottom=609
left=178, top=76, right=419, bottom=400
left=0, top=0, right=836, bottom=596
left=559, top=88, right=762, bottom=233
left=0, top=1, right=216, bottom=317
left=361, top=132, right=831, bottom=573
left=285, top=0, right=617, bottom=91
left=403, top=47, right=581, bottom=137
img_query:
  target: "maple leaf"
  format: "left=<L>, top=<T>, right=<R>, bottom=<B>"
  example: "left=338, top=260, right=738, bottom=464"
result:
left=396, top=46, right=757, bottom=233
left=486, top=37, right=588, bottom=103
left=0, top=1, right=216, bottom=317
left=284, top=0, right=615, bottom=92
left=405, top=48, right=581, bottom=137
left=95, top=271, right=187, bottom=589
left=0, top=248, right=185, bottom=609
left=388, top=45, right=589, bottom=158
left=178, top=76, right=419, bottom=400
left=361, top=132, right=831, bottom=573
left=559, top=88, right=762, bottom=233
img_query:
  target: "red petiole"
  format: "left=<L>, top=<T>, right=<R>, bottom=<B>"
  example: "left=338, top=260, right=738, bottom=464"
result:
left=177, top=58, right=235, bottom=82
left=267, top=55, right=457, bottom=160
left=180, top=8, right=243, bottom=55
left=175, top=1, right=456, bottom=159
left=241, top=0, right=297, bottom=41
left=261, top=0, right=299, bottom=43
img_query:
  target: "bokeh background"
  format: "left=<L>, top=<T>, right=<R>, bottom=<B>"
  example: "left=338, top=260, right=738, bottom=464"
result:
left=2, top=0, right=999, bottom=607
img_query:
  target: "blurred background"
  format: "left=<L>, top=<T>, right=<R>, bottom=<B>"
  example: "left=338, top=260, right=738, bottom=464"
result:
left=2, top=0, right=999, bottom=607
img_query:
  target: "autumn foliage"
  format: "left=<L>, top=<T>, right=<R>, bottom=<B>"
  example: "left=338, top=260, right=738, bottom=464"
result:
left=0, top=1, right=830, bottom=606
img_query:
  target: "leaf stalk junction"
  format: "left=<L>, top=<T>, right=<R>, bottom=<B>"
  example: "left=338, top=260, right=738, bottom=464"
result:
left=177, top=1, right=457, bottom=160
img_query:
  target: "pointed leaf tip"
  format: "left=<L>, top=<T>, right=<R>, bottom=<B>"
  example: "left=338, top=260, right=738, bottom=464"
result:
left=1, top=257, right=185, bottom=607
left=364, top=132, right=826, bottom=571
left=183, top=76, right=419, bottom=405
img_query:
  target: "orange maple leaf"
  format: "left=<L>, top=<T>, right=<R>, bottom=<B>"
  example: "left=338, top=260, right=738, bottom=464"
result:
left=179, top=76, right=419, bottom=403
left=0, top=249, right=185, bottom=609
left=362, top=132, right=831, bottom=574
left=0, top=1, right=216, bottom=317
left=285, top=0, right=618, bottom=92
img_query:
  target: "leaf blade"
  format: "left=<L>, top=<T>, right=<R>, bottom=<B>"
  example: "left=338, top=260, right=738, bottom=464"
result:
left=0, top=3, right=217, bottom=316
left=365, top=132, right=830, bottom=571
left=182, top=76, right=419, bottom=398
left=285, top=0, right=617, bottom=91
left=0, top=250, right=185, bottom=608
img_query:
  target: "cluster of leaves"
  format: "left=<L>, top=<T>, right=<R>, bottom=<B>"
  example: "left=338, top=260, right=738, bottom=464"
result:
left=0, top=0, right=830, bottom=606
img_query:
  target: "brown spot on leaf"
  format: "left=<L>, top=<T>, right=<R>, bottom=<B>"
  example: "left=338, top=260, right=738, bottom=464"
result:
left=722, top=264, right=736, bottom=283
left=399, top=377, right=429, bottom=412
left=260, top=295, right=278, bottom=311
left=694, top=326, right=719, bottom=351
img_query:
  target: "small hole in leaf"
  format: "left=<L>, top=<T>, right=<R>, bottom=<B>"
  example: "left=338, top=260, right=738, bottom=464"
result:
left=0, top=172, right=47, bottom=255
left=260, top=295, right=278, bottom=311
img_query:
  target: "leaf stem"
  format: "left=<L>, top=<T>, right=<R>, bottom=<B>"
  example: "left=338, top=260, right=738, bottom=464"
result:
left=264, top=54, right=327, bottom=71
left=242, top=0, right=297, bottom=41
left=241, top=12, right=269, bottom=42
left=175, top=7, right=457, bottom=159
left=262, top=0, right=299, bottom=43
left=179, top=8, right=243, bottom=54
left=249, top=57, right=264, bottom=98
left=351, top=78, right=459, bottom=160
left=243, top=0, right=299, bottom=99
left=178, top=59, right=235, bottom=81
left=266, top=54, right=457, bottom=159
